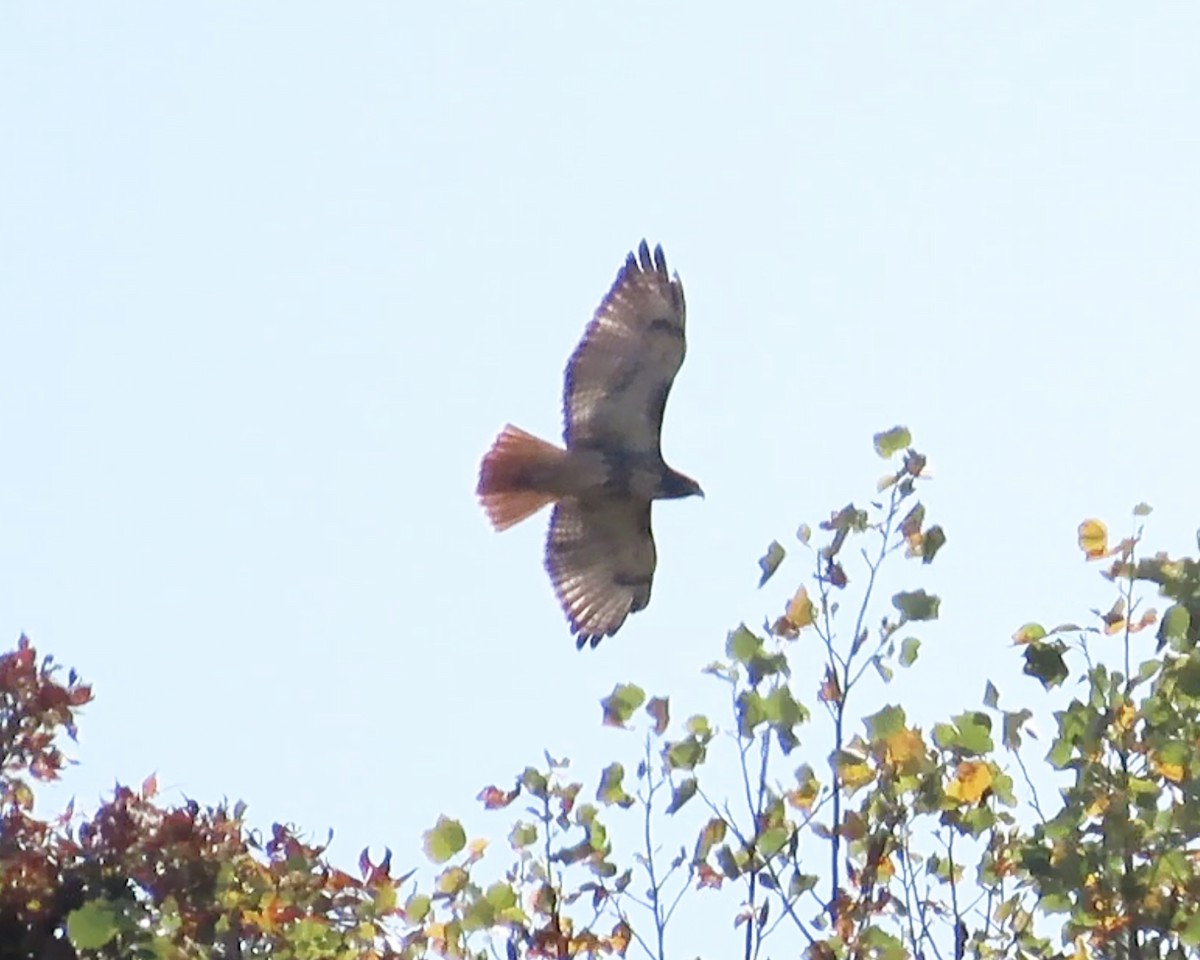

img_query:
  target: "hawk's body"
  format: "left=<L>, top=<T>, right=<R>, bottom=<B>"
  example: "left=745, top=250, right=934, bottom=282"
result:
left=477, top=242, right=702, bottom=648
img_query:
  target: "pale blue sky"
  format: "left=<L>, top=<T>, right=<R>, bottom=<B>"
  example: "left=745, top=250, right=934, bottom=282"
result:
left=4, top=4, right=1199, bottom=955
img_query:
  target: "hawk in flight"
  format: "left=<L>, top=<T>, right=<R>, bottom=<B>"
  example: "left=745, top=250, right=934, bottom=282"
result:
left=477, top=241, right=703, bottom=648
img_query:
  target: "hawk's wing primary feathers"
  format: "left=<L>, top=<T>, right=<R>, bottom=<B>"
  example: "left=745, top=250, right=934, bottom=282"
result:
left=562, top=241, right=687, bottom=454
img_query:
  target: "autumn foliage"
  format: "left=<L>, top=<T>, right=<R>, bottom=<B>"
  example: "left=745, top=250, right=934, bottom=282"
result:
left=0, top=638, right=409, bottom=959
left=5, top=427, right=1200, bottom=959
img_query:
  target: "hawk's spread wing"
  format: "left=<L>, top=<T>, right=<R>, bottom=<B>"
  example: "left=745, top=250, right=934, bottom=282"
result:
left=563, top=241, right=686, bottom=453
left=545, top=497, right=657, bottom=648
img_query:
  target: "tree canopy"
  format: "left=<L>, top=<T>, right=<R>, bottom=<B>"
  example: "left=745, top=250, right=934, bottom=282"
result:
left=4, top=427, right=1200, bottom=960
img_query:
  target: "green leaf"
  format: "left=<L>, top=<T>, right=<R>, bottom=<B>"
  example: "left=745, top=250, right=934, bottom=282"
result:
left=485, top=882, right=518, bottom=911
left=597, top=763, right=634, bottom=808
left=932, top=714, right=993, bottom=755
left=727, top=625, right=763, bottom=665
left=667, top=777, right=698, bottom=814
left=462, top=897, right=495, bottom=932
left=931, top=722, right=958, bottom=750
left=922, top=525, right=947, bottom=563
left=864, top=705, right=907, bottom=740
left=737, top=690, right=767, bottom=737
left=1023, top=641, right=1069, bottom=690
left=756, top=826, right=789, bottom=857
left=1182, top=914, right=1200, bottom=947
left=601, top=683, right=646, bottom=727
left=67, top=900, right=119, bottom=950
left=509, top=822, right=538, bottom=849
left=576, top=803, right=598, bottom=826
left=423, top=816, right=467, bottom=864
left=1160, top=604, right=1191, bottom=648
left=953, top=711, right=994, bottom=755
left=892, top=589, right=940, bottom=623
left=747, top=650, right=787, bottom=687
left=757, top=541, right=786, bottom=587
left=666, top=736, right=706, bottom=770
left=763, top=686, right=806, bottom=730
left=899, top=637, right=920, bottom=667
left=1046, top=730, right=1073, bottom=769
left=686, top=714, right=712, bottom=737
left=788, top=871, right=819, bottom=897
left=405, top=893, right=431, bottom=923
left=874, top=426, right=912, bottom=458
left=861, top=926, right=905, bottom=960
left=520, top=767, right=548, bottom=799
left=1133, top=502, right=1153, bottom=517
left=1176, top=657, right=1200, bottom=698
left=983, top=681, right=999, bottom=709
left=587, top=820, right=609, bottom=852
left=1002, top=709, right=1031, bottom=751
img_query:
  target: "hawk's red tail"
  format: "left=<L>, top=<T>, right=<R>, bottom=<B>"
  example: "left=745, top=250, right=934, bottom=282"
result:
left=477, top=425, right=566, bottom=531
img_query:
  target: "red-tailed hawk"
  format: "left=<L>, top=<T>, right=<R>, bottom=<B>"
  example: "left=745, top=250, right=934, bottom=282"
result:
left=477, top=241, right=703, bottom=648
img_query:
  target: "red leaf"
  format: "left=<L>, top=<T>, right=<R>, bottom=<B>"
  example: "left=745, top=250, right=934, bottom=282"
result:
left=477, top=784, right=520, bottom=809
left=696, top=862, right=724, bottom=889
left=142, top=773, right=158, bottom=798
left=326, top=869, right=360, bottom=892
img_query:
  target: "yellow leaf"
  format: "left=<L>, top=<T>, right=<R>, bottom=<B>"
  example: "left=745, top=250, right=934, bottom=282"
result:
left=436, top=866, right=469, bottom=895
left=839, top=760, right=875, bottom=792
left=1011, top=623, right=1046, bottom=645
left=946, top=760, right=993, bottom=805
left=1129, top=608, right=1158, bottom=633
left=373, top=880, right=397, bottom=914
left=785, top=586, right=816, bottom=630
left=883, top=727, right=926, bottom=771
left=1101, top=597, right=1126, bottom=635
left=1113, top=703, right=1137, bottom=734
left=786, top=774, right=820, bottom=812
left=1153, top=756, right=1185, bottom=784
left=610, top=920, right=632, bottom=956
left=466, top=837, right=488, bottom=863
left=876, top=855, right=895, bottom=883
left=1078, top=519, right=1109, bottom=560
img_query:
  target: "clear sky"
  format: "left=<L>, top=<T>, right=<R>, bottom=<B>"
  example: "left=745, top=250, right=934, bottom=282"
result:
left=4, top=4, right=1200, bottom=955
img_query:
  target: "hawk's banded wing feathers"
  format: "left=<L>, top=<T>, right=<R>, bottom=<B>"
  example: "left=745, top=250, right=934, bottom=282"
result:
left=562, top=241, right=687, bottom=454
left=544, top=497, right=656, bottom=648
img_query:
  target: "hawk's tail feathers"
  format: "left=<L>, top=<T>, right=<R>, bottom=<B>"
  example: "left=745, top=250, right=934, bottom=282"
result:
left=477, top=424, right=565, bottom=531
